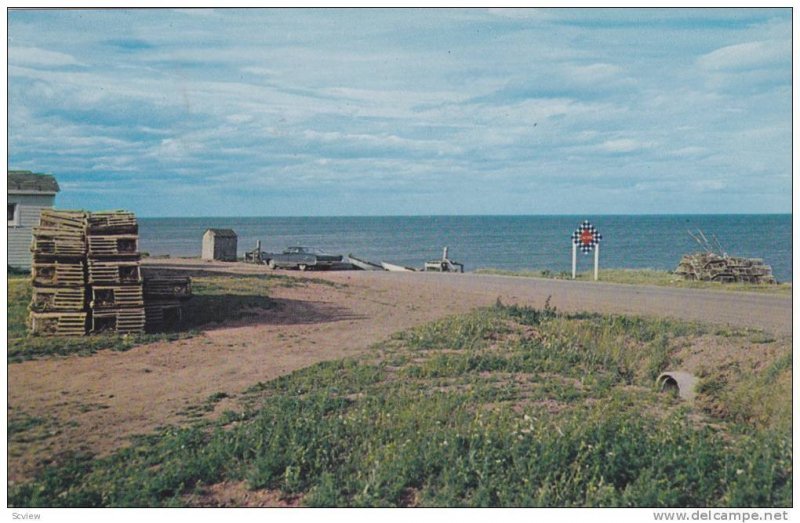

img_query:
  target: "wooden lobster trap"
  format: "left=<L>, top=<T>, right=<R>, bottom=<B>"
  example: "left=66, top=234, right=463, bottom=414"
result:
left=30, top=287, right=87, bottom=312
left=91, top=308, right=146, bottom=334
left=87, top=259, right=142, bottom=284
left=87, top=235, right=139, bottom=257
left=31, top=260, right=85, bottom=287
left=38, top=209, right=88, bottom=231
left=145, top=300, right=184, bottom=332
left=142, top=272, right=192, bottom=300
left=31, top=227, right=86, bottom=257
left=29, top=311, right=88, bottom=337
left=86, top=211, right=138, bottom=235
left=90, top=285, right=144, bottom=309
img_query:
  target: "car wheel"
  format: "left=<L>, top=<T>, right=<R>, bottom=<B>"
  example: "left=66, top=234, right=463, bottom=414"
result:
left=298, top=264, right=308, bottom=272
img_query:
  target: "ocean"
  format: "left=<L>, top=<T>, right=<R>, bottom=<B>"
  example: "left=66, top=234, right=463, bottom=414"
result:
left=138, top=215, right=793, bottom=282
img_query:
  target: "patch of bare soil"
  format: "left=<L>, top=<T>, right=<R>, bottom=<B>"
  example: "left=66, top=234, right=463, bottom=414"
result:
left=672, top=333, right=790, bottom=378
left=184, top=481, right=301, bottom=508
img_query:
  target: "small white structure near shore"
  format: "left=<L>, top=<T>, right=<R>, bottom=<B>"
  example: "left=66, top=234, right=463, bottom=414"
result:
left=8, top=170, right=60, bottom=270
left=202, top=228, right=238, bottom=261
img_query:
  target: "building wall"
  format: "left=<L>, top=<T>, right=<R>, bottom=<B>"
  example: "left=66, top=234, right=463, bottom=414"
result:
left=201, top=231, right=215, bottom=260
left=8, top=193, right=55, bottom=269
left=214, top=237, right=237, bottom=261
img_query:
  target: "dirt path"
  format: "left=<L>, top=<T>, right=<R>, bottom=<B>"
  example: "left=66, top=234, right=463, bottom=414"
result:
left=8, top=260, right=791, bottom=482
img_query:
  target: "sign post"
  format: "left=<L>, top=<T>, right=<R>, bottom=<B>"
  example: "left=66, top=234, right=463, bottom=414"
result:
left=572, top=242, right=577, bottom=279
left=571, top=220, right=602, bottom=280
left=594, top=243, right=600, bottom=281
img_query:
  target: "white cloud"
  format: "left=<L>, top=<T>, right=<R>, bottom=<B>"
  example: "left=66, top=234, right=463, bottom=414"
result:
left=567, top=63, right=623, bottom=83
left=241, top=66, right=279, bottom=77
left=486, top=8, right=552, bottom=20
left=670, top=146, right=708, bottom=158
left=598, top=139, right=650, bottom=153
left=172, top=8, right=216, bottom=16
left=697, top=39, right=789, bottom=71
left=693, top=179, right=726, bottom=191
left=9, top=46, right=83, bottom=67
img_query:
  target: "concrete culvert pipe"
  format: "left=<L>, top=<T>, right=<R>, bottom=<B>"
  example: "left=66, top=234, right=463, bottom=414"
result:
left=656, top=371, right=698, bottom=401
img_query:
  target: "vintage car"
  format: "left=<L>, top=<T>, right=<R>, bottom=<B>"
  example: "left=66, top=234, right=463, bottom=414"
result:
left=265, top=246, right=343, bottom=271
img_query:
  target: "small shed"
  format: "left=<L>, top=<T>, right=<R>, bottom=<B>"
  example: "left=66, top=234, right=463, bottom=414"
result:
left=8, top=170, right=60, bottom=270
left=202, top=228, right=238, bottom=261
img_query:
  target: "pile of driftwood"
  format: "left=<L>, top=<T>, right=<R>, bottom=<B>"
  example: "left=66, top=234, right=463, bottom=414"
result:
left=674, top=230, right=777, bottom=284
left=29, top=209, right=191, bottom=336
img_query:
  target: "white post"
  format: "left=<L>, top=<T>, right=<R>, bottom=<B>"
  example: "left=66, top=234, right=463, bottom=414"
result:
left=572, top=243, right=577, bottom=279
left=594, top=243, right=600, bottom=281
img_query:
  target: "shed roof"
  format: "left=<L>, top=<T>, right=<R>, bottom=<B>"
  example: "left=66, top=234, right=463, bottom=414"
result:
left=8, top=170, right=60, bottom=193
left=205, top=228, right=238, bottom=238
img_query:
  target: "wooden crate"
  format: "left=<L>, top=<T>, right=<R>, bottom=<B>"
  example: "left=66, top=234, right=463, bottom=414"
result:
left=29, top=312, right=87, bottom=337
left=87, top=260, right=142, bottom=284
left=31, top=227, right=86, bottom=257
left=31, top=260, right=85, bottom=287
left=86, top=211, right=138, bottom=235
left=90, top=285, right=144, bottom=309
left=87, top=235, right=139, bottom=257
left=30, top=287, right=86, bottom=312
left=91, top=308, right=145, bottom=334
left=145, top=300, right=183, bottom=332
left=38, top=209, right=87, bottom=231
left=142, top=274, right=192, bottom=300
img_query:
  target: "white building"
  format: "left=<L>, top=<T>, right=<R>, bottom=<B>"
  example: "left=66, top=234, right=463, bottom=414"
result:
left=8, top=170, right=60, bottom=270
left=202, top=228, right=238, bottom=261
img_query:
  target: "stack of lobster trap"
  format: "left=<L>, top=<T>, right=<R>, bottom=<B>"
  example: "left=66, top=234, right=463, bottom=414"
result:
left=85, top=211, right=146, bottom=334
left=142, top=268, right=193, bottom=332
left=29, top=210, right=90, bottom=336
left=28, top=209, right=184, bottom=336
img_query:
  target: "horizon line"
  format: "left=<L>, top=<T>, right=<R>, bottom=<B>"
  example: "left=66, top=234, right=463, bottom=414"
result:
left=133, top=212, right=793, bottom=219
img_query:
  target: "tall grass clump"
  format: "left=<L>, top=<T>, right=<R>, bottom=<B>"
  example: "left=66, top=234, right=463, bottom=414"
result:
left=393, top=309, right=508, bottom=352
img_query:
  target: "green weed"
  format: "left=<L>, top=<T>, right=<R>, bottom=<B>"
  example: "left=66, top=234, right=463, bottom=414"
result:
left=475, top=268, right=791, bottom=295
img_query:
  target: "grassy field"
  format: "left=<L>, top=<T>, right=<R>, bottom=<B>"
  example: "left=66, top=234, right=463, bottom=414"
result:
left=6, top=273, right=309, bottom=362
left=475, top=268, right=792, bottom=295
left=9, top=297, right=790, bottom=507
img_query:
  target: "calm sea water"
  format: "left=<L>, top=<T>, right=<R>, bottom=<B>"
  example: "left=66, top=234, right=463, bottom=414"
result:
left=138, top=215, right=793, bottom=282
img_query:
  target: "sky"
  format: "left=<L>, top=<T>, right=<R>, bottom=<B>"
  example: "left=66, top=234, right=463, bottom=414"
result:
left=7, top=8, right=792, bottom=217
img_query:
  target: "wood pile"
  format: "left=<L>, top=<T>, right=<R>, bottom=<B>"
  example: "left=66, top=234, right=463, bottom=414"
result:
left=29, top=209, right=146, bottom=336
left=30, top=210, right=89, bottom=336
left=674, top=253, right=777, bottom=284
left=85, top=211, right=144, bottom=334
left=142, top=268, right=192, bottom=332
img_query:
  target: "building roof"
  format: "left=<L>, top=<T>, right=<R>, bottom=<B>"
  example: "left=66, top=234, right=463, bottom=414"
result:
left=205, top=228, right=237, bottom=238
left=8, top=170, right=60, bottom=193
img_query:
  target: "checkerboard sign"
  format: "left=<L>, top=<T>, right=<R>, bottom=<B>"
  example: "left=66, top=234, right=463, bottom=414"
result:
left=571, top=220, right=602, bottom=254
left=571, top=220, right=602, bottom=280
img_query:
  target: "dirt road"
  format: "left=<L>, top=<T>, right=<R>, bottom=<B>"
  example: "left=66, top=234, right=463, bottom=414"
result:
left=350, top=270, right=792, bottom=335
left=8, top=260, right=791, bottom=482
